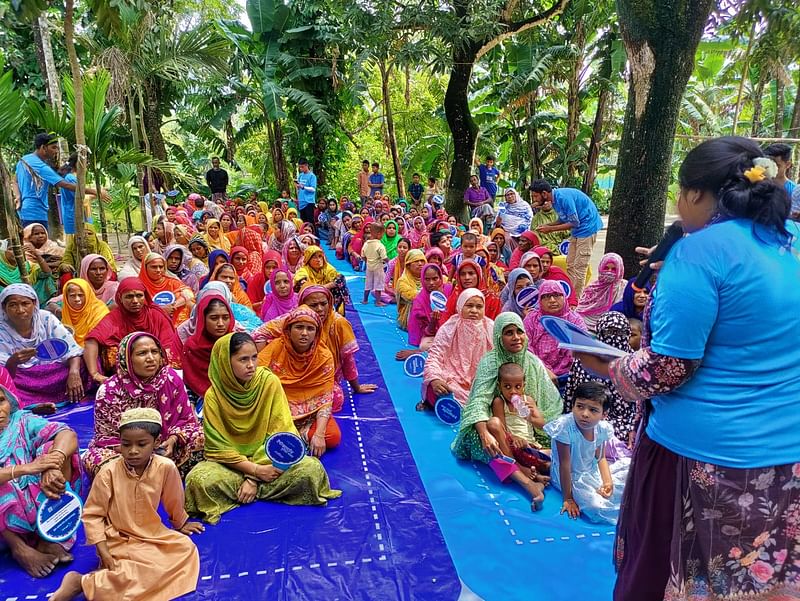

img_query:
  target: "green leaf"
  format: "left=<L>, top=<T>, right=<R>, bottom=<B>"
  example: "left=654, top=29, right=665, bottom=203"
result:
left=0, top=71, right=27, bottom=144
left=247, top=0, right=275, bottom=34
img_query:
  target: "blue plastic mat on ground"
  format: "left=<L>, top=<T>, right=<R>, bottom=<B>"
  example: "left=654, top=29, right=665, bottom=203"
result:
left=0, top=308, right=461, bottom=601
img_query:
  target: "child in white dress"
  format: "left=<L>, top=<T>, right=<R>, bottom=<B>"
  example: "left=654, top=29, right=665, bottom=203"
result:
left=544, top=381, right=629, bottom=524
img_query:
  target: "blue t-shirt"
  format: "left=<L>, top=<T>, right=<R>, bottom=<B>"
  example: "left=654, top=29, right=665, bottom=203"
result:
left=552, top=188, right=602, bottom=238
left=784, top=179, right=796, bottom=198
left=296, top=171, right=317, bottom=209
left=368, top=172, right=385, bottom=197
left=15, top=153, right=65, bottom=221
left=478, top=164, right=500, bottom=197
left=647, top=218, right=800, bottom=468
left=60, top=173, right=77, bottom=234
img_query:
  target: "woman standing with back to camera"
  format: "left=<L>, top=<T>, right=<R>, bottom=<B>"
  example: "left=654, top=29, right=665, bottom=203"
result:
left=577, top=137, right=800, bottom=600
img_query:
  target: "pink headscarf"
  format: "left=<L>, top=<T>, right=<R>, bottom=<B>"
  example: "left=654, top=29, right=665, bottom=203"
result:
left=576, top=252, right=625, bottom=317
left=421, top=288, right=494, bottom=405
left=261, top=268, right=299, bottom=321
left=80, top=254, right=119, bottom=304
left=523, top=280, right=586, bottom=375
left=407, top=263, right=452, bottom=347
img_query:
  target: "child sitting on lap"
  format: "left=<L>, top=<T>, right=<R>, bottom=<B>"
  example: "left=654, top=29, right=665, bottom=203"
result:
left=51, top=408, right=204, bottom=601
left=544, top=381, right=629, bottom=524
left=490, top=363, right=551, bottom=482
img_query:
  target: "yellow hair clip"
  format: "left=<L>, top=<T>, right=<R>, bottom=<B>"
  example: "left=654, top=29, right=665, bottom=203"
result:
left=743, top=165, right=766, bottom=184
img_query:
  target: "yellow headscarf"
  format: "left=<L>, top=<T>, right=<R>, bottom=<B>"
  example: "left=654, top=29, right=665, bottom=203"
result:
left=203, top=218, right=232, bottom=253
left=286, top=208, right=303, bottom=230
left=61, top=278, right=110, bottom=346
left=395, top=249, right=425, bottom=330
left=203, top=333, right=298, bottom=465
left=293, top=245, right=338, bottom=287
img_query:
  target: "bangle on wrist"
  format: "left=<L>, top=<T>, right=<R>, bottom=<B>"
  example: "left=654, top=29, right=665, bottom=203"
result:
left=52, top=449, right=68, bottom=464
left=11, top=465, right=16, bottom=480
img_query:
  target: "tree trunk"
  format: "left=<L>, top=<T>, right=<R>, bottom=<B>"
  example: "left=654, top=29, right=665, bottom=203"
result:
left=606, top=0, right=715, bottom=276
left=731, top=20, right=757, bottom=136
left=93, top=164, right=110, bottom=241
left=444, top=49, right=479, bottom=219
left=33, top=14, right=66, bottom=241
left=65, top=0, right=89, bottom=260
left=789, top=70, right=800, bottom=138
left=774, top=75, right=785, bottom=138
left=751, top=73, right=766, bottom=137
left=379, top=60, right=406, bottom=198
left=582, top=86, right=610, bottom=194
left=143, top=78, right=168, bottom=161
left=565, top=19, right=586, bottom=183
left=224, top=118, right=236, bottom=166
left=0, top=154, right=29, bottom=282
left=527, top=95, right=543, bottom=179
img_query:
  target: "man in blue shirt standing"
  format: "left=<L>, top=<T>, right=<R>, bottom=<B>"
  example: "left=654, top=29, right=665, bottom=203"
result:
left=13, top=132, right=107, bottom=233
left=476, top=155, right=501, bottom=200
left=368, top=162, right=385, bottom=198
left=295, top=158, right=317, bottom=231
left=530, top=179, right=603, bottom=298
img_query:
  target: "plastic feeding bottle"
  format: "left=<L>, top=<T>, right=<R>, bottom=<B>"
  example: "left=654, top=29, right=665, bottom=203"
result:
left=510, top=394, right=529, bottom=418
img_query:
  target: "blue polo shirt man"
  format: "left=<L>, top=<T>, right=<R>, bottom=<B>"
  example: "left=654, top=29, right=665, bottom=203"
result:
left=15, top=133, right=68, bottom=230
left=530, top=180, right=602, bottom=297
left=295, top=158, right=318, bottom=230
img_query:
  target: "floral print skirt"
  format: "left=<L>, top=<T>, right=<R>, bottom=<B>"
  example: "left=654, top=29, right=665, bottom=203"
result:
left=614, top=432, right=800, bottom=601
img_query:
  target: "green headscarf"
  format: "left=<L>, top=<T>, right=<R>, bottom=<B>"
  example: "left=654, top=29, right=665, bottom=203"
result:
left=454, top=312, right=562, bottom=435
left=203, top=333, right=299, bottom=465
left=380, top=219, right=400, bottom=260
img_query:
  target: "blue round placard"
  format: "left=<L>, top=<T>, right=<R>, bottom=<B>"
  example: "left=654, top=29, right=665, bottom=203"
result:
left=432, top=194, right=444, bottom=206
left=36, top=338, right=69, bottom=362
left=559, top=240, right=570, bottom=256
left=263, top=281, right=272, bottom=295
left=403, top=353, right=426, bottom=378
left=152, top=291, right=176, bottom=306
left=429, top=290, right=447, bottom=312
left=265, top=432, right=306, bottom=471
left=516, top=286, right=539, bottom=309
left=434, top=395, right=462, bottom=426
left=166, top=189, right=180, bottom=197
left=472, top=255, right=487, bottom=268
left=559, top=280, right=572, bottom=299
left=36, top=488, right=82, bottom=543
left=540, top=315, right=582, bottom=344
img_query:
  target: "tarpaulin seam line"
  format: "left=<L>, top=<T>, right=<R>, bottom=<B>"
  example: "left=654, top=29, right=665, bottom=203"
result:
left=528, top=532, right=615, bottom=544
left=471, top=462, right=520, bottom=542
left=192, top=556, right=390, bottom=583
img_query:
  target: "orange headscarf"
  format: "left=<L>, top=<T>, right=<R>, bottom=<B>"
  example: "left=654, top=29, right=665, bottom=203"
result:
left=209, top=262, right=253, bottom=308
left=257, top=305, right=335, bottom=419
left=139, top=252, right=193, bottom=325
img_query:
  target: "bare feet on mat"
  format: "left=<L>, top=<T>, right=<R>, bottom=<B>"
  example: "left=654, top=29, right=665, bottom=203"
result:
left=50, top=570, right=83, bottom=600
left=395, top=349, right=421, bottom=360
left=415, top=400, right=431, bottom=411
left=12, top=543, right=57, bottom=578
left=37, top=539, right=74, bottom=564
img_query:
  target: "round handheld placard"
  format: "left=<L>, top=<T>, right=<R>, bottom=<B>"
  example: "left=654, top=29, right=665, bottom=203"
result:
left=263, top=281, right=272, bottom=295
left=36, top=488, right=82, bottom=543
left=540, top=315, right=584, bottom=344
left=472, top=255, right=487, bottom=268
left=559, top=240, right=570, bottom=256
left=166, top=189, right=180, bottom=197
left=429, top=290, right=447, bottom=312
left=432, top=194, right=444, bottom=206
left=152, top=291, right=176, bottom=306
left=434, top=395, right=462, bottom=426
left=265, top=432, right=306, bottom=471
left=559, top=280, right=572, bottom=299
left=515, top=286, right=539, bottom=309
left=36, top=338, right=69, bottom=362
left=403, top=353, right=426, bottom=378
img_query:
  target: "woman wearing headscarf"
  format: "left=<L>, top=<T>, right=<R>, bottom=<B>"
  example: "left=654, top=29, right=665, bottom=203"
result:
left=490, top=228, right=512, bottom=266
left=268, top=220, right=297, bottom=254
left=508, top=231, right=541, bottom=270
left=281, top=236, right=305, bottom=277
left=0, top=284, right=87, bottom=408
left=61, top=224, right=118, bottom=273
left=138, top=253, right=194, bottom=326
left=0, top=385, right=81, bottom=577
left=609, top=279, right=651, bottom=320
left=407, top=216, right=428, bottom=249
left=80, top=254, right=119, bottom=306
left=494, top=188, right=534, bottom=238
left=184, top=333, right=341, bottom=524
left=61, top=278, right=109, bottom=347
left=396, top=249, right=426, bottom=331
left=0, top=239, right=57, bottom=306
left=237, top=226, right=265, bottom=278
left=451, top=313, right=562, bottom=509
left=383, top=237, right=411, bottom=303
left=421, top=288, right=494, bottom=409
left=475, top=247, right=505, bottom=295
left=442, top=259, right=502, bottom=321
left=22, top=223, right=63, bottom=270
left=208, top=263, right=253, bottom=309
left=533, top=245, right=577, bottom=307
left=151, top=216, right=176, bottom=254
left=229, top=246, right=255, bottom=283
left=381, top=220, right=401, bottom=260
left=468, top=218, right=490, bottom=247
left=246, top=249, right=283, bottom=312
left=187, top=236, right=211, bottom=270
left=202, top=218, right=231, bottom=253
left=564, top=311, right=637, bottom=448
left=83, top=331, right=203, bottom=479
left=408, top=262, right=452, bottom=347
left=293, top=246, right=349, bottom=313
left=199, top=249, right=230, bottom=289
left=576, top=252, right=626, bottom=333
left=85, top=278, right=183, bottom=379
left=118, top=235, right=149, bottom=280
left=258, top=306, right=341, bottom=457
left=260, top=268, right=298, bottom=322
left=181, top=292, right=235, bottom=400
left=523, top=279, right=587, bottom=376
left=500, top=268, right=534, bottom=318
left=162, top=244, right=200, bottom=294
left=177, top=283, right=248, bottom=343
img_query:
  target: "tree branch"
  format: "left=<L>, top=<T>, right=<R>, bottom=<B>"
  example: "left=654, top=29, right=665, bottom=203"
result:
left=477, top=0, right=571, bottom=59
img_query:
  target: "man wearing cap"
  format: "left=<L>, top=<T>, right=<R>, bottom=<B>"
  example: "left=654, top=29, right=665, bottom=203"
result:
left=13, top=133, right=107, bottom=232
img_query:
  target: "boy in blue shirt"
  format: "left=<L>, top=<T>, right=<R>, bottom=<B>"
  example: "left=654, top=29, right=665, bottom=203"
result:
left=369, top=162, right=385, bottom=198
left=295, top=158, right=317, bottom=229
left=530, top=180, right=603, bottom=298
left=763, top=143, right=796, bottom=199
left=476, top=155, right=501, bottom=199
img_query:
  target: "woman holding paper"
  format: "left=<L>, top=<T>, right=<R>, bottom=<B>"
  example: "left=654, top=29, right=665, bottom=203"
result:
left=576, top=137, right=800, bottom=601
